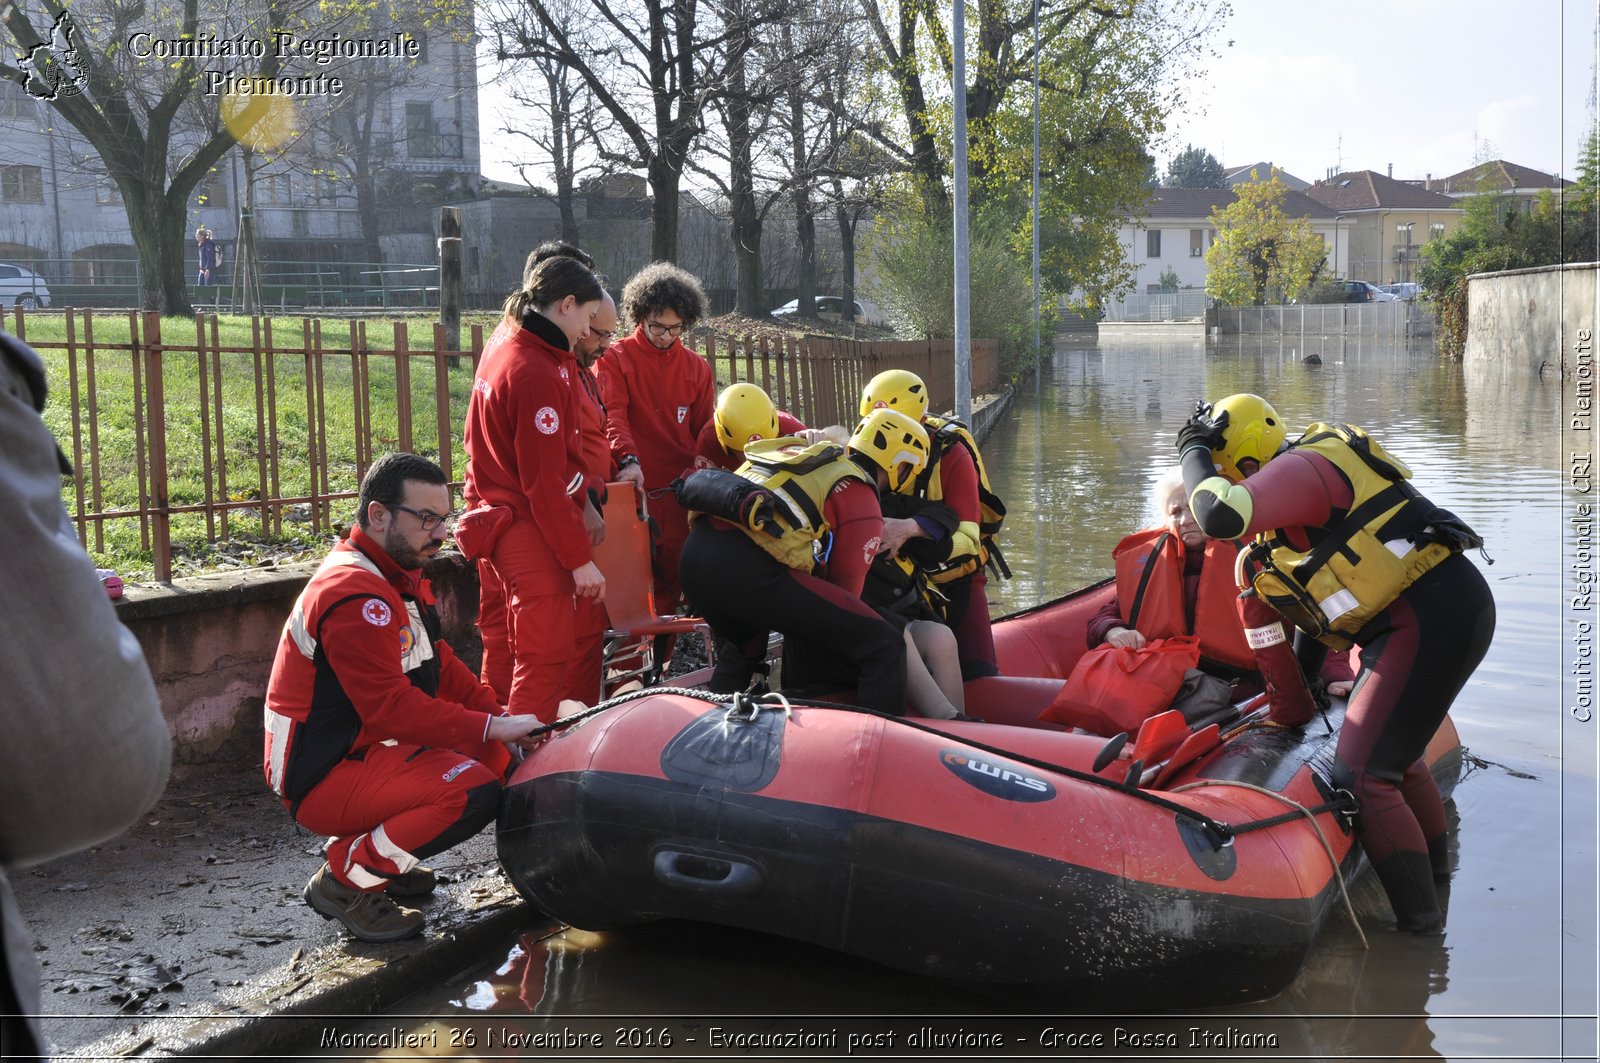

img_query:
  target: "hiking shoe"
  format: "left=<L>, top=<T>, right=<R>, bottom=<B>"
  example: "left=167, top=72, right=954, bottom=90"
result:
left=303, top=865, right=424, bottom=943
left=385, top=865, right=438, bottom=900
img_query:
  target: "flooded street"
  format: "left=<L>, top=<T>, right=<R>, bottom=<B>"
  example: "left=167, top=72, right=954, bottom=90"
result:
left=347, top=333, right=1592, bottom=1061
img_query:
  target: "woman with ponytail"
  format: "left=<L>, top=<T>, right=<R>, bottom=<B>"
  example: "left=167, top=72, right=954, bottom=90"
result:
left=461, top=255, right=608, bottom=723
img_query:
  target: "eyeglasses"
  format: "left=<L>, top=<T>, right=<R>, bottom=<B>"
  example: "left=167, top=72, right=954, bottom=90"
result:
left=644, top=319, right=685, bottom=339
left=589, top=326, right=615, bottom=343
left=388, top=502, right=458, bottom=532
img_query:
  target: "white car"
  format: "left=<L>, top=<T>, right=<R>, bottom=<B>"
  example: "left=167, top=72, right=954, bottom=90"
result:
left=0, top=263, right=51, bottom=308
left=1380, top=282, right=1421, bottom=301
left=772, top=295, right=866, bottom=320
left=1356, top=281, right=1398, bottom=302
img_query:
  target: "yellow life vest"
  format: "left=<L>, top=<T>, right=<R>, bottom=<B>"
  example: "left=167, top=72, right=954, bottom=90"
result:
left=1239, top=422, right=1457, bottom=650
left=727, top=437, right=873, bottom=571
left=912, top=416, right=1008, bottom=584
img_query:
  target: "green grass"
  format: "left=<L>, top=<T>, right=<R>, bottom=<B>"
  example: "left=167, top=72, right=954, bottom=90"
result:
left=15, top=310, right=504, bottom=580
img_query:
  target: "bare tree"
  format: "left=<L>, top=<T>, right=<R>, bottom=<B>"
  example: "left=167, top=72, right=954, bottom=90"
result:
left=490, top=0, right=805, bottom=264
left=0, top=0, right=311, bottom=312
left=484, top=0, right=613, bottom=246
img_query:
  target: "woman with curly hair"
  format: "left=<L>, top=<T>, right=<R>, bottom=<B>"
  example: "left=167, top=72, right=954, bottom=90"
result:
left=595, top=262, right=716, bottom=625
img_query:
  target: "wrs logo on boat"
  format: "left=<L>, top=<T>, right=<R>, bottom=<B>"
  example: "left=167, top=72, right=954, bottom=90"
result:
left=940, top=750, right=1055, bottom=802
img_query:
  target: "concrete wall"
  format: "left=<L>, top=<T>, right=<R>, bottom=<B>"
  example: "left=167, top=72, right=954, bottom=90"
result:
left=1464, top=262, right=1599, bottom=377
left=117, top=552, right=482, bottom=763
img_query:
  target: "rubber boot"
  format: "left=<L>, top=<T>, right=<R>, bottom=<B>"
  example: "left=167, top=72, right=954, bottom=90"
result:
left=708, top=637, right=763, bottom=694
left=1426, top=834, right=1452, bottom=884
left=1372, top=850, right=1443, bottom=934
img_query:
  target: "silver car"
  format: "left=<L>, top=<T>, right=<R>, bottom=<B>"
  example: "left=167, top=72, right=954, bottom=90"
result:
left=0, top=263, right=51, bottom=308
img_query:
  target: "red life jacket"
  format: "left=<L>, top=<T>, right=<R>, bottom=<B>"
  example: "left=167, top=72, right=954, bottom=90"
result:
left=1112, top=528, right=1255, bottom=672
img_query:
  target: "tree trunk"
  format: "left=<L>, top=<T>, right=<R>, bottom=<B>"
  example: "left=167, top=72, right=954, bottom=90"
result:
left=789, top=80, right=816, bottom=318
left=354, top=168, right=383, bottom=264
left=128, top=181, right=191, bottom=315
left=836, top=201, right=858, bottom=323
left=648, top=154, right=680, bottom=263
left=725, top=33, right=762, bottom=316
left=895, top=3, right=948, bottom=217
left=731, top=192, right=762, bottom=315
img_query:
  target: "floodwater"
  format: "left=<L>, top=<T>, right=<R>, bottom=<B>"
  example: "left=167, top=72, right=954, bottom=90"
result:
left=340, top=332, right=1595, bottom=1061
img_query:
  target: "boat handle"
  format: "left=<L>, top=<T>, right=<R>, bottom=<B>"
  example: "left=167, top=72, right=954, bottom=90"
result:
left=652, top=850, right=763, bottom=896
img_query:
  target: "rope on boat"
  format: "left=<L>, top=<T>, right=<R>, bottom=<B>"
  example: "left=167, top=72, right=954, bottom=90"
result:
left=523, top=687, right=1360, bottom=856
left=1170, top=778, right=1370, bottom=950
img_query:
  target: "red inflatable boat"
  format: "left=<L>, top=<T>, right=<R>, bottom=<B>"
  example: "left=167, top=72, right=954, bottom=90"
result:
left=496, top=579, right=1463, bottom=1008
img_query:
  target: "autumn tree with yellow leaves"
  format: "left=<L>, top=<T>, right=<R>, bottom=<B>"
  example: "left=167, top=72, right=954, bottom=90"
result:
left=1204, top=171, right=1326, bottom=306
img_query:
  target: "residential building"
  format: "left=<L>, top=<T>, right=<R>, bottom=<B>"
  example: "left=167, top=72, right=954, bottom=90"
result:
left=1224, top=163, right=1311, bottom=192
left=1428, top=160, right=1572, bottom=216
left=1303, top=170, right=1465, bottom=285
left=1118, top=186, right=1342, bottom=294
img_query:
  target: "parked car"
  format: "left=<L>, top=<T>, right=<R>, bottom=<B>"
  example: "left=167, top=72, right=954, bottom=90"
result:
left=1361, top=282, right=1399, bottom=302
left=0, top=263, right=51, bottom=308
left=1380, top=282, right=1421, bottom=301
left=1325, top=280, right=1373, bottom=303
left=772, top=295, right=866, bottom=321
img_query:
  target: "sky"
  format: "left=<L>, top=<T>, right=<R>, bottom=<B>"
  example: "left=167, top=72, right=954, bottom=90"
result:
left=1160, top=0, right=1594, bottom=185
left=477, top=0, right=1597, bottom=189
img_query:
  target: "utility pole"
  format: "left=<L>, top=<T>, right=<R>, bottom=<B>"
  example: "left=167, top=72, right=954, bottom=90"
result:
left=952, top=0, right=972, bottom=423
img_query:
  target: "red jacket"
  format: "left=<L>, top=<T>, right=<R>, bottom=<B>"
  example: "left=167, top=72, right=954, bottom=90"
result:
left=462, top=314, right=591, bottom=571
left=595, top=329, right=715, bottom=489
left=690, top=410, right=808, bottom=472
left=263, top=526, right=500, bottom=803
left=573, top=362, right=616, bottom=489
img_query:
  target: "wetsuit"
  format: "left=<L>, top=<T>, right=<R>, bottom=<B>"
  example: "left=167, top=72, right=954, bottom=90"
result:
left=463, top=313, right=591, bottom=721
left=678, top=452, right=906, bottom=713
left=595, top=328, right=715, bottom=613
left=1182, top=434, right=1495, bottom=931
left=264, top=526, right=506, bottom=895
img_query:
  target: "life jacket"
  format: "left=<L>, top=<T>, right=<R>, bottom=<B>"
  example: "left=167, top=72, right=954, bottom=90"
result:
left=1112, top=528, right=1255, bottom=672
left=912, top=415, right=1008, bottom=583
left=714, top=437, right=874, bottom=571
left=1240, top=422, right=1462, bottom=650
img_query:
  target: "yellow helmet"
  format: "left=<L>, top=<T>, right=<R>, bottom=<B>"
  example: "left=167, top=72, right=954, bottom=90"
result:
left=849, top=408, right=929, bottom=493
left=714, top=382, right=781, bottom=453
left=1210, top=393, right=1288, bottom=480
left=859, top=369, right=929, bottom=422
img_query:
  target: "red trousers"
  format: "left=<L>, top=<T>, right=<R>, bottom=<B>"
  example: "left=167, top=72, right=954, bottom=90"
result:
left=649, top=492, right=689, bottom=614
left=477, top=556, right=512, bottom=703
left=559, top=595, right=606, bottom=706
left=292, top=743, right=502, bottom=892
left=484, top=521, right=578, bottom=722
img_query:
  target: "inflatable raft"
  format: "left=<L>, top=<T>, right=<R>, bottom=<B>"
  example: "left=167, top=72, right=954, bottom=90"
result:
left=496, top=579, right=1463, bottom=1008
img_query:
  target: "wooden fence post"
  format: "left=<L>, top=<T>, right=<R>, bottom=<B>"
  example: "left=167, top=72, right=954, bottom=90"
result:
left=439, top=206, right=462, bottom=365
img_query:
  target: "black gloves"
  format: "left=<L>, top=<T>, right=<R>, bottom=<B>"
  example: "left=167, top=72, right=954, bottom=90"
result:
left=1176, top=401, right=1229, bottom=456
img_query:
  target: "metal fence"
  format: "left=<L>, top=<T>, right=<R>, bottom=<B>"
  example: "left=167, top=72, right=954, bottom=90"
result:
left=1104, top=290, right=1209, bottom=322
left=3, top=258, right=446, bottom=310
left=1217, top=302, right=1433, bottom=337
left=9, top=307, right=998, bottom=580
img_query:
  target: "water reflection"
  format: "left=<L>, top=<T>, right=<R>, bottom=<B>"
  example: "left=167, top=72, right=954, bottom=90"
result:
left=351, top=334, right=1583, bottom=1063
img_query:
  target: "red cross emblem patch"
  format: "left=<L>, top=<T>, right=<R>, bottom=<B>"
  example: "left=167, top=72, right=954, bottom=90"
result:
left=535, top=406, right=560, bottom=434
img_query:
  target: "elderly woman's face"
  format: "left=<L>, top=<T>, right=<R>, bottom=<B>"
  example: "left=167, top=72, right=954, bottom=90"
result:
left=1164, top=491, right=1205, bottom=549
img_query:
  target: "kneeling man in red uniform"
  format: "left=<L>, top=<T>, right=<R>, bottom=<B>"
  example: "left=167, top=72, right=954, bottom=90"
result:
left=263, top=453, right=545, bottom=942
